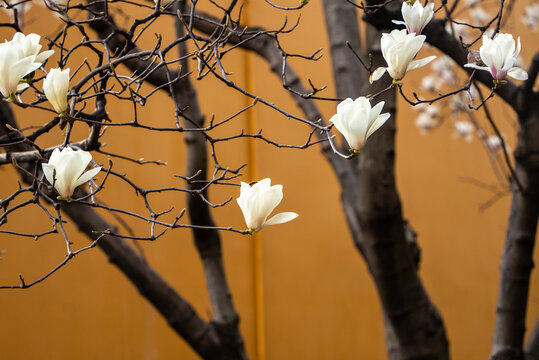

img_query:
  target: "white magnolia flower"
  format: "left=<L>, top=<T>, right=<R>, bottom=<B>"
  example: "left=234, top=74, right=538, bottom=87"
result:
left=329, top=96, right=390, bottom=153
left=43, top=68, right=69, bottom=115
left=370, top=29, right=436, bottom=83
left=0, top=42, right=41, bottom=99
left=42, top=147, right=101, bottom=200
left=236, top=178, right=298, bottom=233
left=464, top=33, right=528, bottom=81
left=9, top=32, right=54, bottom=64
left=522, top=4, right=539, bottom=32
left=453, top=120, right=474, bottom=142
left=392, top=1, right=435, bottom=35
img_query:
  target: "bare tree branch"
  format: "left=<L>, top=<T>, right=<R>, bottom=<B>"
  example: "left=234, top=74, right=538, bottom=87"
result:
left=0, top=101, right=224, bottom=360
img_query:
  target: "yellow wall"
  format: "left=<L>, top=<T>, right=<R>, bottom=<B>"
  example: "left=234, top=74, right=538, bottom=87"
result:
left=0, top=1, right=538, bottom=359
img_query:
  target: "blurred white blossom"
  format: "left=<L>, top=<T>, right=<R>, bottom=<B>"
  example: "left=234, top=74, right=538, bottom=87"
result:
left=431, top=56, right=457, bottom=85
left=522, top=4, right=539, bottom=32
left=0, top=1, right=32, bottom=19
left=446, top=20, right=471, bottom=43
left=486, top=134, right=503, bottom=151
left=420, top=75, right=442, bottom=92
left=453, top=120, right=475, bottom=142
left=470, top=7, right=490, bottom=26
left=415, top=113, right=438, bottom=135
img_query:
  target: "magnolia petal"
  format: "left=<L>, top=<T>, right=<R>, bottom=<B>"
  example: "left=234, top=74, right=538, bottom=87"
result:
left=16, top=83, right=29, bottom=92
left=236, top=185, right=254, bottom=230
left=73, top=166, right=101, bottom=188
left=11, top=56, right=37, bottom=91
left=392, top=20, right=406, bottom=26
left=264, top=212, right=298, bottom=227
left=370, top=101, right=385, bottom=121
left=255, top=184, right=283, bottom=224
left=406, top=56, right=436, bottom=73
left=507, top=67, right=528, bottom=81
left=366, top=112, right=390, bottom=140
left=54, top=152, right=85, bottom=189
left=47, top=147, right=62, bottom=165
left=336, top=98, right=354, bottom=114
left=254, top=178, right=272, bottom=190
left=35, top=49, right=54, bottom=63
left=370, top=67, right=387, bottom=83
left=42, top=163, right=55, bottom=185
left=464, top=63, right=489, bottom=72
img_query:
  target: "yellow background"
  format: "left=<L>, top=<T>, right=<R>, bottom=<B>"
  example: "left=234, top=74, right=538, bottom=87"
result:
left=0, top=1, right=538, bottom=359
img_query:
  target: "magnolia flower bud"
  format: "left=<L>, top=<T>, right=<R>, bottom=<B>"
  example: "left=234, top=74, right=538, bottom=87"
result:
left=329, top=96, right=390, bottom=153
left=42, top=147, right=101, bottom=200
left=370, top=29, right=436, bottom=83
left=236, top=178, right=298, bottom=233
left=464, top=33, right=528, bottom=81
left=392, top=1, right=434, bottom=35
left=43, top=68, right=70, bottom=115
left=522, top=4, right=539, bottom=32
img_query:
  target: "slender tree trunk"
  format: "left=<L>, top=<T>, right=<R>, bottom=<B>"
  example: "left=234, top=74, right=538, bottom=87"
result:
left=321, top=1, right=449, bottom=358
left=491, top=97, right=539, bottom=359
left=172, top=3, right=247, bottom=357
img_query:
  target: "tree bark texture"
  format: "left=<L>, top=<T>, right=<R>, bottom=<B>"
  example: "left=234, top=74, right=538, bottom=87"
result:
left=525, top=316, right=539, bottom=360
left=491, top=81, right=539, bottom=358
left=322, top=1, right=449, bottom=358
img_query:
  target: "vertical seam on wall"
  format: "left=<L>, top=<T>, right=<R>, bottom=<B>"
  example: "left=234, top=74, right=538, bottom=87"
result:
left=243, top=1, right=266, bottom=360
